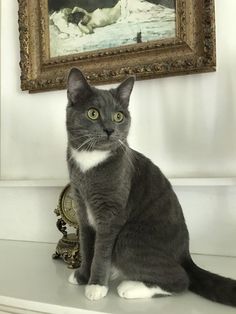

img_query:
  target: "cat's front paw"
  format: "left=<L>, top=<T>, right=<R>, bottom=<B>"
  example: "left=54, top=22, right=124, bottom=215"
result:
left=68, top=271, right=78, bottom=285
left=68, top=268, right=89, bottom=285
left=85, top=284, right=108, bottom=300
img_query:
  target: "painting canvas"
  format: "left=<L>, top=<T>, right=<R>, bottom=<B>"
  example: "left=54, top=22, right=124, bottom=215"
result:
left=48, top=0, right=176, bottom=57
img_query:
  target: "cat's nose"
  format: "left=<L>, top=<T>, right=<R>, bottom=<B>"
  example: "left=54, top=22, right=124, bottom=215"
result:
left=103, top=128, right=114, bottom=137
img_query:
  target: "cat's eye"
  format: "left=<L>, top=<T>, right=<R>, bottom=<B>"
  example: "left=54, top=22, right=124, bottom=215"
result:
left=87, top=108, right=99, bottom=120
left=113, top=112, right=124, bottom=123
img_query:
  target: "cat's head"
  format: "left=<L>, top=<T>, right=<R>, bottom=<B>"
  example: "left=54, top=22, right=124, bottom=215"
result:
left=66, top=68, right=135, bottom=151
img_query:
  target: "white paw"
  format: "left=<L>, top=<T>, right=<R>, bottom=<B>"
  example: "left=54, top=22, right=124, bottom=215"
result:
left=117, top=281, right=171, bottom=299
left=117, top=281, right=146, bottom=299
left=85, top=284, right=108, bottom=301
left=68, top=271, right=78, bottom=285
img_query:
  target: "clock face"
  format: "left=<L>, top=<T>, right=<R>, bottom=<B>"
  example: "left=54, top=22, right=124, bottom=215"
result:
left=59, top=185, right=78, bottom=227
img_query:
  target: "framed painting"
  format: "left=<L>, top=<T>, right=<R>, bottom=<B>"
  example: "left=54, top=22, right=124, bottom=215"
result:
left=18, top=0, right=216, bottom=93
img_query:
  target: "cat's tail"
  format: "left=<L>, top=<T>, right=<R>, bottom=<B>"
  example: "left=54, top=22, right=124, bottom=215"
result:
left=182, top=257, right=236, bottom=307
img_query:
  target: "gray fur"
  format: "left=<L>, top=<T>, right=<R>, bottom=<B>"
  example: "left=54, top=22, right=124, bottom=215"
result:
left=66, top=68, right=236, bottom=306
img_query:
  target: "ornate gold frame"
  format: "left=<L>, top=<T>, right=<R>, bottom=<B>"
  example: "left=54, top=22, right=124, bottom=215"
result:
left=18, top=0, right=216, bottom=93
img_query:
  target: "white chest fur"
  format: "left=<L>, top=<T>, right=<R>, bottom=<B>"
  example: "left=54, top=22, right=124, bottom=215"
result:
left=71, top=148, right=111, bottom=172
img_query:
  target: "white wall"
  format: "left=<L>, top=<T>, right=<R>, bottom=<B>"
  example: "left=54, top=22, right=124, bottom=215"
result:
left=0, top=0, right=236, bottom=256
left=1, top=0, right=236, bottom=179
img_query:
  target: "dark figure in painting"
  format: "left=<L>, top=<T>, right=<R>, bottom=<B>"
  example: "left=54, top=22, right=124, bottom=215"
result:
left=136, top=31, right=142, bottom=43
left=68, top=11, right=86, bottom=25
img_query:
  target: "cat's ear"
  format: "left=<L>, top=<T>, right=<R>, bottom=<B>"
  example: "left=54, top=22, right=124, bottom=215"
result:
left=67, top=68, right=92, bottom=104
left=116, top=76, right=135, bottom=107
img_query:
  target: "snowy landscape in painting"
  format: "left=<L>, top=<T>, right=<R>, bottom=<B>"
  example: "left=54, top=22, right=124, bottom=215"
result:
left=49, top=0, right=176, bottom=58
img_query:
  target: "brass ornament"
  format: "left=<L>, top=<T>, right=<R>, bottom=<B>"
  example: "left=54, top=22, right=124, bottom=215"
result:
left=52, top=184, right=81, bottom=269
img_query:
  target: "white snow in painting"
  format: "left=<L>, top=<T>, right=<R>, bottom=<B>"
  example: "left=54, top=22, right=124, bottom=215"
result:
left=49, top=0, right=176, bottom=58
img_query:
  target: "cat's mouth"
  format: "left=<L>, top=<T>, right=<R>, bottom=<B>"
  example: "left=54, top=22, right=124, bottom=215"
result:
left=96, top=136, right=118, bottom=149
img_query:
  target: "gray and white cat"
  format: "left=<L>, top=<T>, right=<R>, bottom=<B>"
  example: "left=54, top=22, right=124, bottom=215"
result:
left=66, top=68, right=236, bottom=306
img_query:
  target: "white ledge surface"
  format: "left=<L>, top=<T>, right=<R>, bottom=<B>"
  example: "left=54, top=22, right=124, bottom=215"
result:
left=0, top=240, right=236, bottom=314
left=0, top=180, right=68, bottom=187
left=0, top=177, right=236, bottom=187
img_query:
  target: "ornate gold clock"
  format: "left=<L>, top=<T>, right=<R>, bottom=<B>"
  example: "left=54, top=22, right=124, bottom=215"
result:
left=52, top=184, right=81, bottom=268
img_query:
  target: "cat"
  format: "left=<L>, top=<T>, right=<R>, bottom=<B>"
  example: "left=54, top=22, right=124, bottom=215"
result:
left=66, top=68, right=236, bottom=306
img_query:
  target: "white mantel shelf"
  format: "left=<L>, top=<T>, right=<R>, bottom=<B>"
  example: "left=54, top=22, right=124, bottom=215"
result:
left=0, top=241, right=236, bottom=314
left=0, top=177, right=236, bottom=187
left=0, top=180, right=69, bottom=188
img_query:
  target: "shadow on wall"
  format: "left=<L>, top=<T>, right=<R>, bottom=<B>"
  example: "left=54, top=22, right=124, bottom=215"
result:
left=48, top=0, right=176, bottom=12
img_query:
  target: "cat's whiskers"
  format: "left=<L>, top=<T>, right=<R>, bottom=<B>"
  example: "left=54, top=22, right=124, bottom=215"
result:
left=68, top=137, right=96, bottom=162
left=86, top=137, right=97, bottom=151
left=90, top=138, right=98, bottom=151
left=118, top=139, right=135, bottom=170
left=76, top=137, right=93, bottom=151
left=80, top=136, right=99, bottom=152
left=71, top=134, right=91, bottom=141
